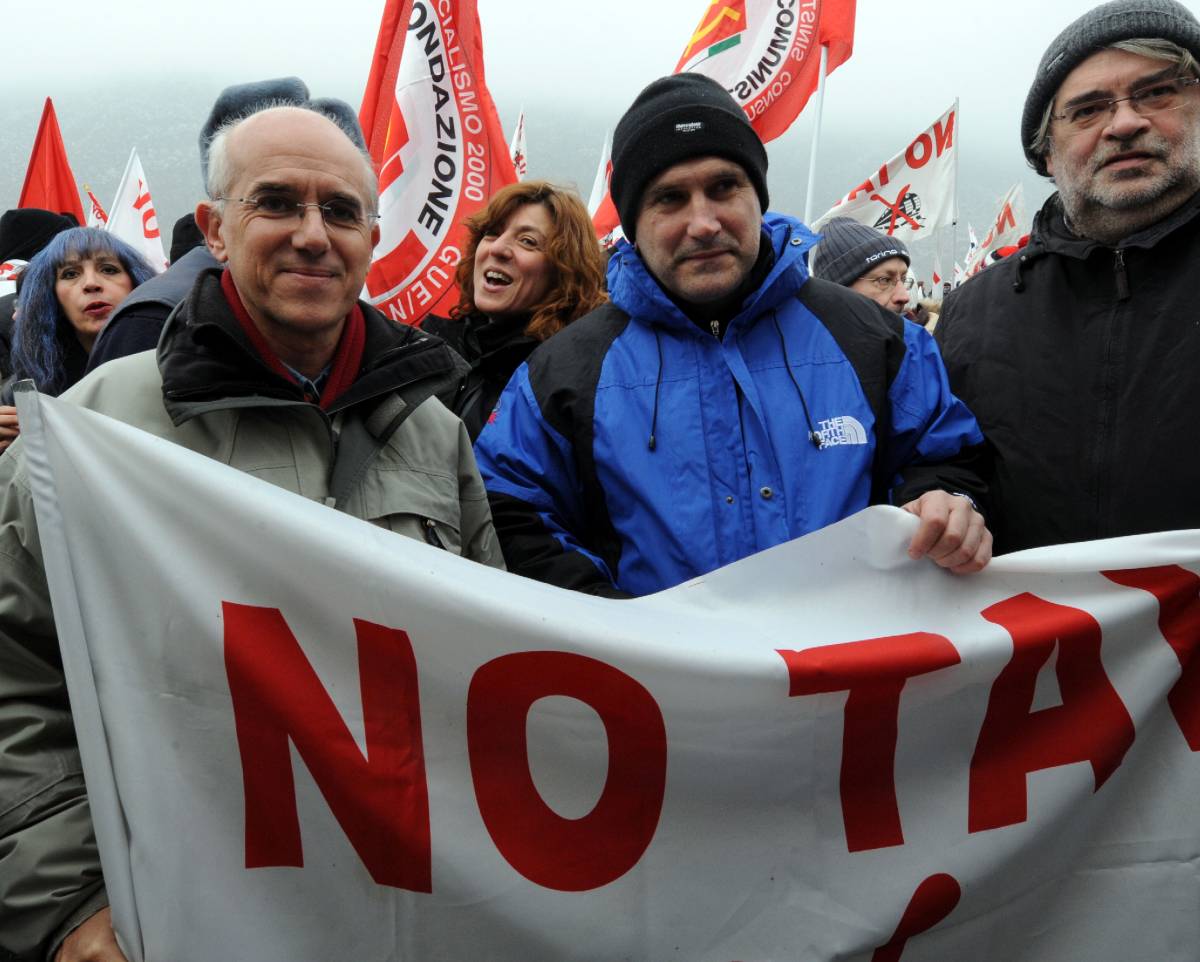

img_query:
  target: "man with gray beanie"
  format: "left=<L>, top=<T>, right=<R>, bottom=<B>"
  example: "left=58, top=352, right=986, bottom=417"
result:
left=810, top=217, right=914, bottom=314
left=936, top=0, right=1200, bottom=554
left=475, top=72, right=993, bottom=598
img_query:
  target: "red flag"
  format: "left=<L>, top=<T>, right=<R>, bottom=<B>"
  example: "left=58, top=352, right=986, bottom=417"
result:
left=18, top=98, right=85, bottom=225
left=360, top=0, right=516, bottom=326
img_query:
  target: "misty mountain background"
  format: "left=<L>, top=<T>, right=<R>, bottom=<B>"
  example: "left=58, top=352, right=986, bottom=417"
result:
left=1, top=76, right=1057, bottom=285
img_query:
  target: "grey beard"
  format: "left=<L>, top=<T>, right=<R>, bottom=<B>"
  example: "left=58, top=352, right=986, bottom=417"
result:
left=1061, top=175, right=1196, bottom=245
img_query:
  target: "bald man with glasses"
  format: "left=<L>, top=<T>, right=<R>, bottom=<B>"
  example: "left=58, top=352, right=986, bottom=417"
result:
left=936, top=0, right=1200, bottom=556
left=0, top=104, right=502, bottom=962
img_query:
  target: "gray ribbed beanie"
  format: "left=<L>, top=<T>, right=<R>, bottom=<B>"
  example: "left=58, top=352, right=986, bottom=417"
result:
left=1022, top=0, right=1200, bottom=175
left=809, top=218, right=910, bottom=288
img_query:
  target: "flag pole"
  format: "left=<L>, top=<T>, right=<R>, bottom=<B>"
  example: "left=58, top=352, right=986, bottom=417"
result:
left=802, top=44, right=830, bottom=225
left=951, top=96, right=960, bottom=284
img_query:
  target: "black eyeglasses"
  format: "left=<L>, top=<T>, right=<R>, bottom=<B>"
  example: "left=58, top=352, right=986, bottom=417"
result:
left=216, top=194, right=379, bottom=231
left=1053, top=76, right=1200, bottom=132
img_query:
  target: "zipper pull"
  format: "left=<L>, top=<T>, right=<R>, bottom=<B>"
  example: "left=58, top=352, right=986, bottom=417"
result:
left=1113, top=249, right=1130, bottom=301
left=710, top=319, right=721, bottom=339
left=423, top=517, right=446, bottom=550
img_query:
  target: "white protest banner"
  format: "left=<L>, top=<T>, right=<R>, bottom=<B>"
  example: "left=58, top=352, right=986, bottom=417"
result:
left=814, top=102, right=957, bottom=241
left=19, top=389, right=1200, bottom=962
left=508, top=108, right=527, bottom=181
left=104, top=148, right=167, bottom=271
left=359, top=0, right=515, bottom=325
left=965, top=183, right=1026, bottom=276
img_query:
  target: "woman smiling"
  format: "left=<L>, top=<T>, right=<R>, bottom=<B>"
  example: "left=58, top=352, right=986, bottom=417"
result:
left=421, top=181, right=607, bottom=440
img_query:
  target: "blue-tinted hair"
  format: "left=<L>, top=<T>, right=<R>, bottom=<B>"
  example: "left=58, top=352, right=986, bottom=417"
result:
left=11, top=227, right=156, bottom=396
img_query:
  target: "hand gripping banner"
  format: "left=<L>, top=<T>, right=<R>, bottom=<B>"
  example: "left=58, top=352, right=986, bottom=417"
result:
left=16, top=390, right=1200, bottom=962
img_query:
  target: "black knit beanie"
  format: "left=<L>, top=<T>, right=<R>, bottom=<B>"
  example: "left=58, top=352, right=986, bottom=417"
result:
left=611, top=73, right=769, bottom=242
left=0, top=208, right=76, bottom=263
left=198, top=77, right=368, bottom=185
left=1022, top=0, right=1200, bottom=175
left=809, top=218, right=910, bottom=288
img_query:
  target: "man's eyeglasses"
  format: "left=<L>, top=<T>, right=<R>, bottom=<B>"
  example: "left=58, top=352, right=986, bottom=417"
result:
left=1053, top=76, right=1200, bottom=132
left=216, top=194, right=380, bottom=231
left=862, top=273, right=914, bottom=293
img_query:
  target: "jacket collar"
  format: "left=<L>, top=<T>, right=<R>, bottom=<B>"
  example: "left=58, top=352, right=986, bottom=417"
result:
left=1030, top=187, right=1200, bottom=262
left=607, top=212, right=820, bottom=336
left=157, top=267, right=465, bottom=425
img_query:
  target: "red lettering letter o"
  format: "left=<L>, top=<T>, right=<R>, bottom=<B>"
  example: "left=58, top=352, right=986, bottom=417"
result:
left=468, top=651, right=667, bottom=891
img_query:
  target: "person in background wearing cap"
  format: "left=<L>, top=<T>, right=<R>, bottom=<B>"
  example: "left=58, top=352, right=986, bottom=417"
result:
left=85, top=76, right=367, bottom=375
left=936, top=0, right=1200, bottom=554
left=474, top=73, right=992, bottom=598
left=0, top=208, right=78, bottom=367
left=0, top=102, right=503, bottom=962
left=810, top=217, right=915, bottom=315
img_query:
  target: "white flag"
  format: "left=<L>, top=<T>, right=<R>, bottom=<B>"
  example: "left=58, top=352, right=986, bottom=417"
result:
left=814, top=102, right=958, bottom=241
left=953, top=260, right=966, bottom=287
left=965, top=183, right=1027, bottom=276
left=508, top=109, right=527, bottom=181
left=16, top=386, right=1200, bottom=962
left=966, top=223, right=979, bottom=261
left=104, top=148, right=167, bottom=272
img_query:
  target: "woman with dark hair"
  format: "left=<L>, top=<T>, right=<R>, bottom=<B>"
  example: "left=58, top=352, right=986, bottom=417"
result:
left=0, top=227, right=155, bottom=451
left=421, top=180, right=607, bottom=440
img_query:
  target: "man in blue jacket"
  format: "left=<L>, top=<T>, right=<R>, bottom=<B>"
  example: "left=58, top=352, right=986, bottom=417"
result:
left=475, top=74, right=992, bottom=598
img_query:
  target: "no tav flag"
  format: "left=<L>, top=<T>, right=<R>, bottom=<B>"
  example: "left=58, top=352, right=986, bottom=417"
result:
left=15, top=385, right=1200, bottom=962
left=18, top=98, right=86, bottom=225
left=814, top=101, right=957, bottom=241
left=359, top=0, right=516, bottom=326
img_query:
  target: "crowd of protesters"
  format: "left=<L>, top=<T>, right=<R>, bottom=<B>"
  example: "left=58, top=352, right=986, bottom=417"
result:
left=1, top=0, right=1199, bottom=957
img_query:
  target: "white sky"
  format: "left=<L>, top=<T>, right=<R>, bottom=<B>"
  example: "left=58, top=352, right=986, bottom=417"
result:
left=5, top=0, right=1132, bottom=268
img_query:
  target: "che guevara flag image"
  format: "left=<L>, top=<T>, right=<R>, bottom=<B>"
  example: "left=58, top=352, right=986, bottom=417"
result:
left=359, top=0, right=516, bottom=325
left=676, top=0, right=856, bottom=143
left=18, top=98, right=86, bottom=225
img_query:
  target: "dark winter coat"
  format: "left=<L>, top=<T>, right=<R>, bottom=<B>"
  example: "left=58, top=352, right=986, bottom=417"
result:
left=936, top=189, right=1200, bottom=554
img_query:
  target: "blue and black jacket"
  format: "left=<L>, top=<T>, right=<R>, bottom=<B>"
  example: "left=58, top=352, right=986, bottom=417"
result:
left=475, top=213, right=988, bottom=597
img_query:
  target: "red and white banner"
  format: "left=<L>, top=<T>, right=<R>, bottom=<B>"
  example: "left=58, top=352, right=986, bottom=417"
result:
left=0, top=258, right=27, bottom=298
left=508, top=109, right=527, bottom=181
left=677, top=0, right=856, bottom=143
left=104, top=149, right=167, bottom=272
left=590, top=0, right=855, bottom=240
left=814, top=101, right=958, bottom=241
left=19, top=389, right=1200, bottom=962
left=964, top=183, right=1026, bottom=276
left=18, top=97, right=86, bottom=225
left=586, top=130, right=623, bottom=249
left=359, top=0, right=516, bottom=326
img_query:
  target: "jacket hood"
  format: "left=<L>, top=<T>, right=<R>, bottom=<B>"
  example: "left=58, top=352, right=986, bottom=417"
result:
left=606, top=212, right=820, bottom=334
left=157, top=267, right=467, bottom=424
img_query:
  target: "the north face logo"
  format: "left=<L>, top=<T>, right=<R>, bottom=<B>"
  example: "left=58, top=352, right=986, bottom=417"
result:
left=816, top=416, right=868, bottom=447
